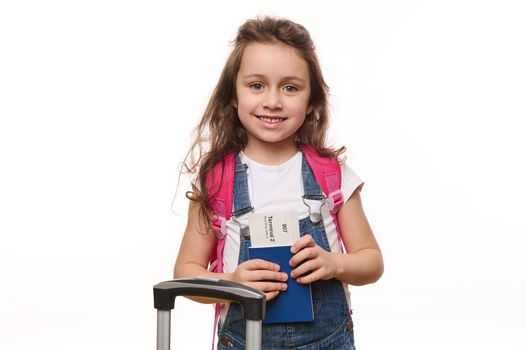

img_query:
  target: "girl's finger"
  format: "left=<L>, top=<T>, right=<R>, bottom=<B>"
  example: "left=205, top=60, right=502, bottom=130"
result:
left=296, top=269, right=323, bottom=284
left=251, top=281, right=288, bottom=293
left=291, top=259, right=319, bottom=279
left=289, top=246, right=319, bottom=267
left=244, top=259, right=280, bottom=272
left=290, top=234, right=315, bottom=254
left=265, top=290, right=280, bottom=301
left=247, top=269, right=288, bottom=282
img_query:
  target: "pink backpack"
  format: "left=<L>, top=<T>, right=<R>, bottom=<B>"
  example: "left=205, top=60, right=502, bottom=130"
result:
left=205, top=143, right=345, bottom=348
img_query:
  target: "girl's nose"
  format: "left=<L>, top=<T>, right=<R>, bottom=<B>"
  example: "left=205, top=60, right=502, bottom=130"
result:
left=263, top=88, right=282, bottom=109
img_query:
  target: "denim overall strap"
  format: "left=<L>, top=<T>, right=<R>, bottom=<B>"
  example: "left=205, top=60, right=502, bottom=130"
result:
left=217, top=152, right=354, bottom=350
left=301, top=154, right=325, bottom=201
left=232, top=154, right=253, bottom=217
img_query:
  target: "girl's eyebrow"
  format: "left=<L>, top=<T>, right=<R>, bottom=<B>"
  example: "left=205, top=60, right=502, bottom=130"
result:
left=241, top=74, right=306, bottom=83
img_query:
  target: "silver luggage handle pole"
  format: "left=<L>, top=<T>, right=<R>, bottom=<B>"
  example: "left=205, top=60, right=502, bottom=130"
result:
left=153, top=278, right=266, bottom=350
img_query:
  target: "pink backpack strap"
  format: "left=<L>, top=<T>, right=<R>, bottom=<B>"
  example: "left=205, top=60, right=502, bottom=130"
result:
left=205, top=153, right=236, bottom=349
left=206, top=152, right=235, bottom=272
left=301, top=144, right=345, bottom=252
left=302, top=144, right=354, bottom=315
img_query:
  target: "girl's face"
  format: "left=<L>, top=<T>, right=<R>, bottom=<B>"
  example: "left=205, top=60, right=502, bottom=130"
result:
left=234, top=42, right=313, bottom=150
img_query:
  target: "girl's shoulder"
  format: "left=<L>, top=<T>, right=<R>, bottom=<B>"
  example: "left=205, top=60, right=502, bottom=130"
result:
left=302, top=143, right=363, bottom=195
left=300, top=143, right=346, bottom=161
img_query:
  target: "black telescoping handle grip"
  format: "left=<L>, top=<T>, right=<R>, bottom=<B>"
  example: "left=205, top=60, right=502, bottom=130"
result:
left=153, top=277, right=266, bottom=321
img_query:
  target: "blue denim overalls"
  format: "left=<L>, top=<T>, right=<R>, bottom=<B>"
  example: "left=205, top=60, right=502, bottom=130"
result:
left=217, top=152, right=355, bottom=350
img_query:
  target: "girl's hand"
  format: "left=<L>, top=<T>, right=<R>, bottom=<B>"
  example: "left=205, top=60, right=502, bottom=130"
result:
left=229, top=259, right=288, bottom=301
left=289, top=234, right=339, bottom=284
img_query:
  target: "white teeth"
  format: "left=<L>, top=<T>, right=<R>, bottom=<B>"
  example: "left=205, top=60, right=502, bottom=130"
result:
left=258, top=116, right=284, bottom=123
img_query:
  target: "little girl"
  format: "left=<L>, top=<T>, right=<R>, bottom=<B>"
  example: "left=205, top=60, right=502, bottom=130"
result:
left=174, top=16, right=383, bottom=350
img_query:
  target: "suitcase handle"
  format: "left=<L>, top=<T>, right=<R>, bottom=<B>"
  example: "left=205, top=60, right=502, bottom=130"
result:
left=153, top=278, right=265, bottom=350
left=153, top=277, right=266, bottom=320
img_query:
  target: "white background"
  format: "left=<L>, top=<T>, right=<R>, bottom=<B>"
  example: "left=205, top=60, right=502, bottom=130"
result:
left=1, top=1, right=525, bottom=349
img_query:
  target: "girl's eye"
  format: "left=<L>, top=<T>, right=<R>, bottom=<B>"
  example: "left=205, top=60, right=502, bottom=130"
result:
left=249, top=83, right=264, bottom=90
left=283, top=85, right=298, bottom=93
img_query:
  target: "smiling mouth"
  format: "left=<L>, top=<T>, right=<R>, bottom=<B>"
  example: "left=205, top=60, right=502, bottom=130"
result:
left=256, top=115, right=287, bottom=123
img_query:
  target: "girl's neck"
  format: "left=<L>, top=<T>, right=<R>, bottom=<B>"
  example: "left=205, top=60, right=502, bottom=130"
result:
left=242, top=138, right=300, bottom=166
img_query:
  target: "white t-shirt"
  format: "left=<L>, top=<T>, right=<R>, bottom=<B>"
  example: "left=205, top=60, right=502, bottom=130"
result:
left=222, top=150, right=364, bottom=273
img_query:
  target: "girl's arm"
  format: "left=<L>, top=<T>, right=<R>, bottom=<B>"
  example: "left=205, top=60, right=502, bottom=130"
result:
left=173, top=199, right=227, bottom=304
left=173, top=198, right=288, bottom=303
left=290, top=189, right=384, bottom=286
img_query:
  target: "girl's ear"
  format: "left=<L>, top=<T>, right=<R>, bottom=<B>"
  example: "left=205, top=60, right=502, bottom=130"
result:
left=307, top=105, right=313, bottom=115
left=232, top=100, right=238, bottom=109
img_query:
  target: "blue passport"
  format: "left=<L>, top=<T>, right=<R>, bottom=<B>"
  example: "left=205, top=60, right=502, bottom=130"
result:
left=248, top=245, right=314, bottom=324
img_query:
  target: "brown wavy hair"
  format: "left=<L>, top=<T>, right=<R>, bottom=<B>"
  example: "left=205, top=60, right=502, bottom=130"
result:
left=180, top=16, right=345, bottom=230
